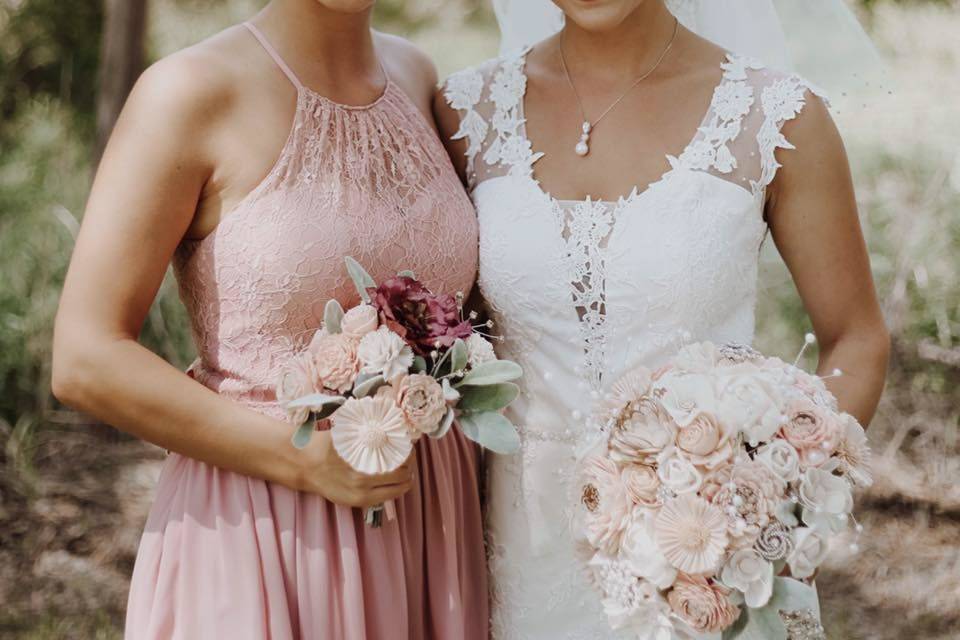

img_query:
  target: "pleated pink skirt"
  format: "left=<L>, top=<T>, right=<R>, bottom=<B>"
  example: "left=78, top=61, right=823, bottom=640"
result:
left=125, top=429, right=487, bottom=639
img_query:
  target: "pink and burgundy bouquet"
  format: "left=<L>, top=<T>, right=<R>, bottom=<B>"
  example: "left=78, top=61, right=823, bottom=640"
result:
left=277, top=258, right=521, bottom=526
left=577, top=340, right=871, bottom=639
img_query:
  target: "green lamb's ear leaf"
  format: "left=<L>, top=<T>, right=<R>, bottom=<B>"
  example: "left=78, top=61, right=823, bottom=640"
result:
left=324, top=299, right=345, bottom=334
left=397, top=269, right=416, bottom=279
left=344, top=256, right=376, bottom=303
left=291, top=422, right=316, bottom=449
left=285, top=393, right=346, bottom=410
left=458, top=383, right=520, bottom=413
left=450, top=338, right=468, bottom=374
left=457, top=411, right=521, bottom=454
left=353, top=375, right=386, bottom=398
left=431, top=408, right=455, bottom=440
left=441, top=378, right=461, bottom=403
left=412, top=356, right=428, bottom=373
left=456, top=360, right=523, bottom=387
left=722, top=606, right=788, bottom=640
left=769, top=578, right=819, bottom=614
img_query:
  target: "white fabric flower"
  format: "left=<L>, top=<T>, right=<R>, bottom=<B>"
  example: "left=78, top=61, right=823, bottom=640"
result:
left=657, top=373, right=718, bottom=428
left=787, top=527, right=830, bottom=580
left=330, top=396, right=412, bottom=474
left=716, top=372, right=785, bottom=445
left=835, top=413, right=873, bottom=487
left=340, top=304, right=379, bottom=339
left=619, top=512, right=678, bottom=589
left=357, top=326, right=414, bottom=382
left=673, top=342, right=721, bottom=374
left=799, top=467, right=853, bottom=532
left=755, top=439, right=801, bottom=482
left=655, top=494, right=729, bottom=575
left=656, top=449, right=703, bottom=495
left=588, top=554, right=677, bottom=640
left=465, top=333, right=497, bottom=368
left=721, top=548, right=774, bottom=608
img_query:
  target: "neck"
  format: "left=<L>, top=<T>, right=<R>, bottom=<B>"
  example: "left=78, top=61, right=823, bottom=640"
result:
left=560, top=1, right=677, bottom=79
left=256, top=0, right=378, bottom=82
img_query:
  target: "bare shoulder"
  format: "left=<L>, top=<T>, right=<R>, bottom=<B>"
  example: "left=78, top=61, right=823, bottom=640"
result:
left=123, top=25, right=262, bottom=144
left=376, top=32, right=438, bottom=112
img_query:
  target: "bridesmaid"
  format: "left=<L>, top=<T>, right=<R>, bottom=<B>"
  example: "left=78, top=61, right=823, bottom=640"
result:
left=52, top=1, right=485, bottom=638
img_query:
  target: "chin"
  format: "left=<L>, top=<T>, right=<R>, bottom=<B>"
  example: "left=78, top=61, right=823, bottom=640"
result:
left=553, top=0, right=650, bottom=32
left=316, top=0, right=376, bottom=13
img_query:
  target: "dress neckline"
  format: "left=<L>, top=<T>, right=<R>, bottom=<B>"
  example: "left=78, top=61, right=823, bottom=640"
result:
left=515, top=46, right=729, bottom=207
left=244, top=21, right=394, bottom=112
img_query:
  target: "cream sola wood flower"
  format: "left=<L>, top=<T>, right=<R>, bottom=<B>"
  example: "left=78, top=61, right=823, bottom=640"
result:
left=331, top=396, right=412, bottom=474
left=654, top=494, right=729, bottom=575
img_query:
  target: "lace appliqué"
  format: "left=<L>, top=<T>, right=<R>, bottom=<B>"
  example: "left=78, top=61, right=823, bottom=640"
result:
left=669, top=54, right=761, bottom=177
left=753, top=74, right=827, bottom=194
left=552, top=198, right=620, bottom=391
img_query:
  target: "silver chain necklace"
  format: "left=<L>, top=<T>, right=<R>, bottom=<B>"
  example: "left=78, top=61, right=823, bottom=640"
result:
left=559, top=18, right=679, bottom=158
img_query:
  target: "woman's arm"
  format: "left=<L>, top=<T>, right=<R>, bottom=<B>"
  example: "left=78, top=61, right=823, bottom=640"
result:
left=766, top=94, right=890, bottom=426
left=52, top=53, right=413, bottom=508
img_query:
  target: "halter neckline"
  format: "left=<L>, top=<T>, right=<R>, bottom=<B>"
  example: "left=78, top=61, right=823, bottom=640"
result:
left=243, top=21, right=393, bottom=111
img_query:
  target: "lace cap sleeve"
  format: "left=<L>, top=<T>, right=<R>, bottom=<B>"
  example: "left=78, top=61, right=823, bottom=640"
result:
left=754, top=67, right=829, bottom=193
left=442, top=63, right=493, bottom=190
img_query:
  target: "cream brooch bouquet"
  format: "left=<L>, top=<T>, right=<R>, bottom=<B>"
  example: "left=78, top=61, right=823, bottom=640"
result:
left=577, top=340, right=871, bottom=639
left=277, top=257, right=522, bottom=526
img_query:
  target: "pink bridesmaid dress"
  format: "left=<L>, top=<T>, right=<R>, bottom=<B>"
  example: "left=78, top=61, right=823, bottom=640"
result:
left=124, top=23, right=486, bottom=639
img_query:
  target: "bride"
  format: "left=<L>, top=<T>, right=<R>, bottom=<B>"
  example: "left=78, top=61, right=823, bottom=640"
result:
left=436, top=0, right=890, bottom=637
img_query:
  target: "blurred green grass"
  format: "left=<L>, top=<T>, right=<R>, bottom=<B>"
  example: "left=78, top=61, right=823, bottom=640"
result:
left=0, top=1, right=958, bottom=638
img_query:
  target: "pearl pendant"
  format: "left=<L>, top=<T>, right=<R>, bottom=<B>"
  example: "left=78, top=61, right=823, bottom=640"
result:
left=575, top=121, right=592, bottom=157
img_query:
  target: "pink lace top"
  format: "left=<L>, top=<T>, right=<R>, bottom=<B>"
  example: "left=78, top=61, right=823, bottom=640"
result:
left=173, top=23, right=478, bottom=418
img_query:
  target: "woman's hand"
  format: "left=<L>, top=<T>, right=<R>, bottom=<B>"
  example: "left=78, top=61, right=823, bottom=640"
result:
left=295, top=432, right=417, bottom=508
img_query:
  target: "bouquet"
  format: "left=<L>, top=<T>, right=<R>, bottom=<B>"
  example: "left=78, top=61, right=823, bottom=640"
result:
left=577, top=340, right=871, bottom=639
left=276, top=258, right=522, bottom=526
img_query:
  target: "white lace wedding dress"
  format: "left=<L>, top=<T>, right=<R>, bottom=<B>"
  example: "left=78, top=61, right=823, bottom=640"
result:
left=443, top=50, right=822, bottom=639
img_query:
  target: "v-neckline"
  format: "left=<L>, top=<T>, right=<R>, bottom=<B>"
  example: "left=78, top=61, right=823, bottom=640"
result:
left=516, top=47, right=728, bottom=207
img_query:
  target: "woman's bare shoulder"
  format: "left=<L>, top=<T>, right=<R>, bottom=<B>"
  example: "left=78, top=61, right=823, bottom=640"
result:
left=375, top=32, right=438, bottom=108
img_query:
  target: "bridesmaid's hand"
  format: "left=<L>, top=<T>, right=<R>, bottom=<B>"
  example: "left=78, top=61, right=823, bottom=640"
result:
left=295, top=431, right=417, bottom=508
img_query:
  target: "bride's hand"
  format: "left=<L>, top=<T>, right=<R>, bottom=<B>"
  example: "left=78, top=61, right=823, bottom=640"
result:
left=295, top=431, right=417, bottom=508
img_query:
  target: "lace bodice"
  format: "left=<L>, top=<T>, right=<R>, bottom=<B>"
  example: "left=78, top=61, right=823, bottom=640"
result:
left=444, top=49, right=821, bottom=639
left=173, top=24, right=477, bottom=419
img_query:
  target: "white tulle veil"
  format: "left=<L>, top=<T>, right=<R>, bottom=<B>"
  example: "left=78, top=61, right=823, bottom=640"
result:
left=492, top=0, right=889, bottom=99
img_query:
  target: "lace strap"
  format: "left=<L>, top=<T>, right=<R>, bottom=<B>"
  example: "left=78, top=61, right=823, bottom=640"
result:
left=754, top=74, right=827, bottom=193
left=243, top=22, right=304, bottom=91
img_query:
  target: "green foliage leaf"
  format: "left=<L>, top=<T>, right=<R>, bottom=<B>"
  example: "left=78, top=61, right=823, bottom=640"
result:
left=457, top=411, right=521, bottom=454
left=722, top=578, right=818, bottom=640
left=344, top=256, right=376, bottom=303
left=285, top=393, right=346, bottom=410
left=353, top=374, right=386, bottom=398
left=450, top=338, right=468, bottom=373
left=458, top=383, right=519, bottom=413
left=397, top=269, right=416, bottom=278
left=412, top=356, right=428, bottom=373
left=769, top=577, right=819, bottom=613
left=456, top=360, right=523, bottom=387
left=722, top=605, right=788, bottom=640
left=323, top=299, right=344, bottom=334
left=291, top=422, right=316, bottom=450
left=441, top=378, right=461, bottom=403
left=431, top=408, right=455, bottom=440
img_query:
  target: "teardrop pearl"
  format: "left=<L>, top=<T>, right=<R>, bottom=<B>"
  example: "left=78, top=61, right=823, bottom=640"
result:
left=575, top=140, right=589, bottom=156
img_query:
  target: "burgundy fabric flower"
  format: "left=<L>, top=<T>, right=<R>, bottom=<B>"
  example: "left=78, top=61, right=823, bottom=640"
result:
left=370, top=276, right=472, bottom=356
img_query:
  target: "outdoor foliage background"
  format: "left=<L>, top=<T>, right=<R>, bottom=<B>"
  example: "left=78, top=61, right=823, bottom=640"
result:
left=0, top=1, right=958, bottom=638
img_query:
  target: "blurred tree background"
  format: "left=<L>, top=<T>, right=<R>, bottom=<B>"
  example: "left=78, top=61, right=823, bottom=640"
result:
left=0, top=1, right=958, bottom=638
